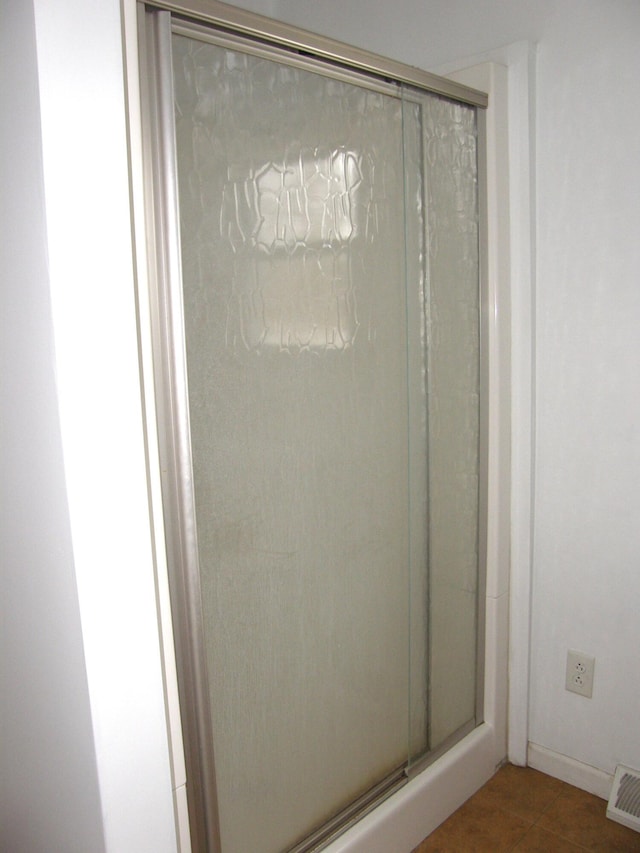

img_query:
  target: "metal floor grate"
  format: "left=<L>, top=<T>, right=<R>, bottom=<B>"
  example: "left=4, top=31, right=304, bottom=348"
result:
left=607, top=765, right=640, bottom=832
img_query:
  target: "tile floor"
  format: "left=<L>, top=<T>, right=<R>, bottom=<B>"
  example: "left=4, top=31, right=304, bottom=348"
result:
left=411, top=763, right=640, bottom=852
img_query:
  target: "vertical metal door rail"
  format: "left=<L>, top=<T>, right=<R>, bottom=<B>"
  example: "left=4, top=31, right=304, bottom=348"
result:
left=138, top=7, right=222, bottom=851
left=476, top=105, right=490, bottom=734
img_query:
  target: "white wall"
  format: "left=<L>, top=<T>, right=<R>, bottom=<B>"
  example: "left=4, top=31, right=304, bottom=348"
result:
left=9, top=1, right=180, bottom=850
left=0, top=2, right=106, bottom=850
left=530, top=0, right=640, bottom=778
left=273, top=0, right=555, bottom=67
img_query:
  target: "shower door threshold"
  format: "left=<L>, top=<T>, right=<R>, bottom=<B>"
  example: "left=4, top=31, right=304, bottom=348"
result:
left=288, top=767, right=407, bottom=853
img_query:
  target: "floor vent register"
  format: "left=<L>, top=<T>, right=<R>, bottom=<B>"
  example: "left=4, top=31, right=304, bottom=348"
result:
left=607, top=764, right=640, bottom=833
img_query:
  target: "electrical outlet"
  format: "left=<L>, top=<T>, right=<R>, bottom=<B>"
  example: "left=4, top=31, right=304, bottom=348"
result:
left=565, top=649, right=595, bottom=698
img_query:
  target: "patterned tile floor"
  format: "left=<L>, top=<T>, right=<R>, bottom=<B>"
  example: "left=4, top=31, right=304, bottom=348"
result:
left=412, top=763, right=640, bottom=852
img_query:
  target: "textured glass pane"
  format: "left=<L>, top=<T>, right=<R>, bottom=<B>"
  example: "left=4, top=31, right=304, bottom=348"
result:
left=169, top=29, right=480, bottom=849
left=172, top=35, right=413, bottom=853
left=402, top=90, right=480, bottom=763
left=422, top=96, right=480, bottom=749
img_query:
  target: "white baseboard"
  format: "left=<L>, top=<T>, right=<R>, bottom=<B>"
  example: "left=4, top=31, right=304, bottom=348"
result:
left=528, top=742, right=614, bottom=800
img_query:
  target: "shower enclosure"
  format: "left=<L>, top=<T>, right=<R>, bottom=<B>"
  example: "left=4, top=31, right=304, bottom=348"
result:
left=139, top=4, right=486, bottom=851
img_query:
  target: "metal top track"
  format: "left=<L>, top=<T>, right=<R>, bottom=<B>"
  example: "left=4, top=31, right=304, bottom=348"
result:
left=144, top=0, right=488, bottom=108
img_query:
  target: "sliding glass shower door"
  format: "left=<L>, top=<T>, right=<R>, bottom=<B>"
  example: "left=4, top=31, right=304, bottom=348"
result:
left=143, top=8, right=483, bottom=852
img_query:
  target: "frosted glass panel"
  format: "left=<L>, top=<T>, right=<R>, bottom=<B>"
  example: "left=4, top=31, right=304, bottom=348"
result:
left=167, top=27, right=480, bottom=851
left=172, top=35, right=417, bottom=853
left=422, top=96, right=480, bottom=749
left=401, top=90, right=480, bottom=762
